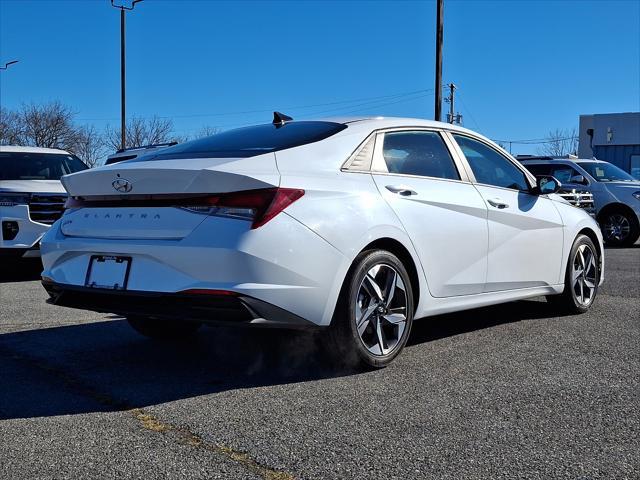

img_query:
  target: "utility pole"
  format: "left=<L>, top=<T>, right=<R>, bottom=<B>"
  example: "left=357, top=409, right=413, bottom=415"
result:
left=434, top=0, right=444, bottom=121
left=111, top=0, right=143, bottom=150
left=445, top=82, right=463, bottom=125
left=446, top=83, right=456, bottom=124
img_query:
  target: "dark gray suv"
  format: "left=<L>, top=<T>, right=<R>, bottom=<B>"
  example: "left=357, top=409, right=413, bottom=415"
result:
left=521, top=158, right=640, bottom=246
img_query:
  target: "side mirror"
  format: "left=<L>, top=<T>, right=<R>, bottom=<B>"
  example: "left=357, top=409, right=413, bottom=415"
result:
left=535, top=175, right=561, bottom=195
left=570, top=174, right=587, bottom=185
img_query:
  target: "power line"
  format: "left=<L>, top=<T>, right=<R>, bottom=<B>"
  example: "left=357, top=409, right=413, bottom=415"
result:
left=77, top=88, right=435, bottom=122
left=493, top=136, right=578, bottom=145
left=455, top=90, right=481, bottom=131
left=172, top=91, right=437, bottom=135
left=299, top=91, right=434, bottom=118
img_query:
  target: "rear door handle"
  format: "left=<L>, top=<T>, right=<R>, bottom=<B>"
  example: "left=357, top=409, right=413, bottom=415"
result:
left=385, top=185, right=417, bottom=196
left=487, top=198, right=509, bottom=209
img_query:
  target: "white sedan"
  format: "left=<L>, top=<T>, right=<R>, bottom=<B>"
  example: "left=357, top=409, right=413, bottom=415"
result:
left=41, top=115, right=604, bottom=367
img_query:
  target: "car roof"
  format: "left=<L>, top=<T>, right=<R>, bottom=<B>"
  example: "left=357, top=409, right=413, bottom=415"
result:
left=0, top=145, right=71, bottom=155
left=322, top=116, right=477, bottom=135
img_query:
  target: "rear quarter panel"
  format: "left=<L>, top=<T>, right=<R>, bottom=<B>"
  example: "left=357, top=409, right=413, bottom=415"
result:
left=275, top=133, right=431, bottom=319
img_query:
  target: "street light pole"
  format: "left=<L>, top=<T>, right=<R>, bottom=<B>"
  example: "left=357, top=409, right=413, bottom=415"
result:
left=0, top=60, right=19, bottom=112
left=111, top=0, right=143, bottom=150
left=0, top=60, right=19, bottom=70
left=434, top=0, right=444, bottom=122
left=120, top=8, right=126, bottom=150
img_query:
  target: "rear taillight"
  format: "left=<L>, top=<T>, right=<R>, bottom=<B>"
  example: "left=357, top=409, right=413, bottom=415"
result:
left=64, top=187, right=304, bottom=229
left=182, top=188, right=304, bottom=229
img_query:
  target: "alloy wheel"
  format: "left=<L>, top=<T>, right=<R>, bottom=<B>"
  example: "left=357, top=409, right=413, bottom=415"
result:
left=572, top=244, right=597, bottom=306
left=603, top=213, right=631, bottom=243
left=355, top=264, right=408, bottom=356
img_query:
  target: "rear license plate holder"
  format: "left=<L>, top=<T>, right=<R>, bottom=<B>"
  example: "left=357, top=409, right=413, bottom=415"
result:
left=85, top=255, right=131, bottom=290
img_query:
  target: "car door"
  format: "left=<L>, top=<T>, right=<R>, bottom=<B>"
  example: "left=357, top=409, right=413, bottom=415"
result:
left=370, top=129, right=489, bottom=297
left=449, top=133, right=564, bottom=292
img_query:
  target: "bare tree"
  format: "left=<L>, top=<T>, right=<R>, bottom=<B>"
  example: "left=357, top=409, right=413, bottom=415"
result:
left=537, top=127, right=578, bottom=157
left=171, top=125, right=221, bottom=144
left=18, top=101, right=80, bottom=150
left=195, top=125, right=220, bottom=138
left=104, top=116, right=175, bottom=152
left=70, top=125, right=106, bottom=168
left=0, top=108, right=22, bottom=145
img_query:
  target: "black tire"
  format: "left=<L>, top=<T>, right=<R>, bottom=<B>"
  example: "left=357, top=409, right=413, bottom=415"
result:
left=600, top=210, right=640, bottom=247
left=546, top=234, right=600, bottom=314
left=126, top=316, right=202, bottom=340
left=326, top=249, right=414, bottom=369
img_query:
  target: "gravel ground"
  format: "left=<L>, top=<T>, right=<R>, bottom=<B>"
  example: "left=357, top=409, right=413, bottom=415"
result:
left=0, top=245, right=638, bottom=479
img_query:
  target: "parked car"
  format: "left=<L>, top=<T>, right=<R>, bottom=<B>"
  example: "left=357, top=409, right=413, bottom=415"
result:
left=0, top=146, right=88, bottom=259
left=105, top=142, right=178, bottom=165
left=41, top=116, right=604, bottom=368
left=519, top=157, right=640, bottom=246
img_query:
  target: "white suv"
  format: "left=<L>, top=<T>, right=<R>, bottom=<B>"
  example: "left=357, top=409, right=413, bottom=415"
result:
left=0, top=146, right=87, bottom=259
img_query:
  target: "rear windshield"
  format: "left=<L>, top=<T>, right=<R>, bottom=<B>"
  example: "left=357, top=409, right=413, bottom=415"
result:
left=132, top=121, right=348, bottom=161
left=0, top=152, right=88, bottom=180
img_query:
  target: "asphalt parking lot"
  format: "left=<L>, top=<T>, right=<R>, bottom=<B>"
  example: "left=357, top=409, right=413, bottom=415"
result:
left=0, top=246, right=638, bottom=480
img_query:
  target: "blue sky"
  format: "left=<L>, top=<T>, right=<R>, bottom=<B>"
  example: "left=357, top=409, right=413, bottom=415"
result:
left=1, top=0, right=639, bottom=154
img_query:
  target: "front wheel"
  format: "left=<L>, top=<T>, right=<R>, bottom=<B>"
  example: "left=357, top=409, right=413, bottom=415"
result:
left=327, top=250, right=414, bottom=369
left=127, top=316, right=202, bottom=340
left=546, top=234, right=600, bottom=314
left=601, top=211, right=640, bottom=247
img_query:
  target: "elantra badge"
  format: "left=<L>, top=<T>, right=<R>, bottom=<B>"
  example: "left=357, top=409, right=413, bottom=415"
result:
left=112, top=178, right=133, bottom=193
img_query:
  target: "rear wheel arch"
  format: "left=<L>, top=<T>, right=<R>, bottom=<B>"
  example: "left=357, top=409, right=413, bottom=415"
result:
left=357, top=238, right=421, bottom=313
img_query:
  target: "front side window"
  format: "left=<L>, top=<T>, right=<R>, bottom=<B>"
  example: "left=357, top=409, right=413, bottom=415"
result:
left=453, top=135, right=529, bottom=191
left=0, top=152, right=88, bottom=180
left=381, top=131, right=459, bottom=180
left=525, top=164, right=582, bottom=184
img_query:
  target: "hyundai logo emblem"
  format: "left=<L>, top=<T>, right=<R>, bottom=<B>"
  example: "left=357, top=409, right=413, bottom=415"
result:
left=112, top=178, right=133, bottom=193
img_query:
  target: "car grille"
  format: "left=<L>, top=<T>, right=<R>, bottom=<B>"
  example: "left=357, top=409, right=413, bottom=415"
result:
left=558, top=189, right=595, bottom=213
left=29, top=194, right=68, bottom=225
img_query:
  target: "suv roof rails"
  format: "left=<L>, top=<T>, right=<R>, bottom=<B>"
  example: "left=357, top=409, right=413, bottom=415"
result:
left=516, top=154, right=579, bottom=160
left=515, top=155, right=553, bottom=160
left=115, top=141, right=178, bottom=154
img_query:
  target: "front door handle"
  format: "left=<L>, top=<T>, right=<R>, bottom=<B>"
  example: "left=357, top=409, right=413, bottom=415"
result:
left=487, top=198, right=509, bottom=209
left=385, top=185, right=417, bottom=196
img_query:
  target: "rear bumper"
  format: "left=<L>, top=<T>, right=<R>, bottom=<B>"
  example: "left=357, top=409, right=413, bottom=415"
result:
left=42, top=280, right=318, bottom=329
left=40, top=212, right=348, bottom=326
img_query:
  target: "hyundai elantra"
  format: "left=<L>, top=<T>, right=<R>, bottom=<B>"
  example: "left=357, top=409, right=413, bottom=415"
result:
left=41, top=115, right=604, bottom=367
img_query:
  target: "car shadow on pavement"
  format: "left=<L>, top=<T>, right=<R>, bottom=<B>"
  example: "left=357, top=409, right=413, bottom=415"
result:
left=0, top=259, right=42, bottom=283
left=0, top=297, right=560, bottom=421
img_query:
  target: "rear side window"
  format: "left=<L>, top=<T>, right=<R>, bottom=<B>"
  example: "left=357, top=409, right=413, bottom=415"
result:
left=134, top=121, right=347, bottom=161
left=382, top=131, right=459, bottom=180
left=525, top=164, right=581, bottom=183
left=0, top=152, right=88, bottom=180
left=523, top=164, right=552, bottom=177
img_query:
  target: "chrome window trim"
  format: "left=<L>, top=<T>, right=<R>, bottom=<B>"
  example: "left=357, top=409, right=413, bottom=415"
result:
left=369, top=128, right=472, bottom=184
